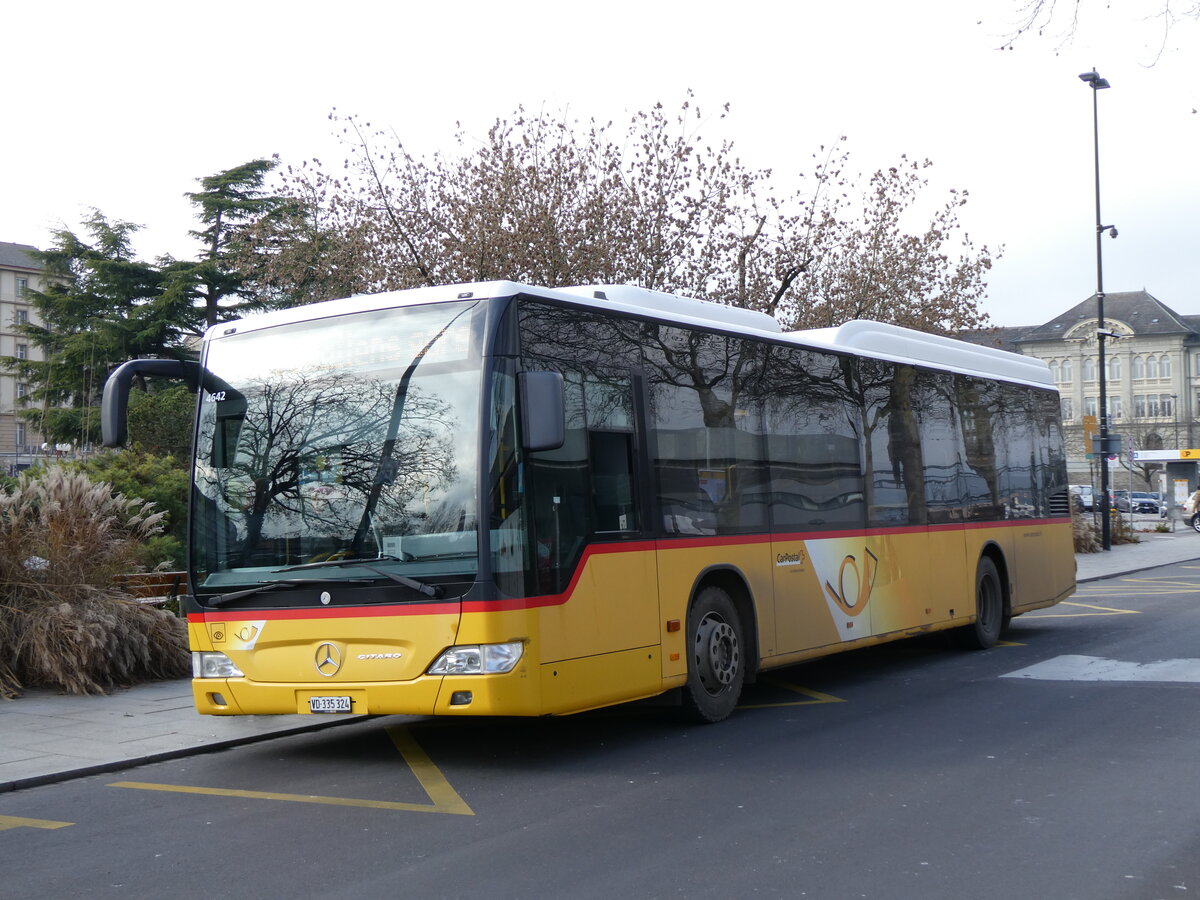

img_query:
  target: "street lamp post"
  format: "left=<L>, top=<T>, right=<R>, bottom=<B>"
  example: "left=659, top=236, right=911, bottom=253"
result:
left=1080, top=68, right=1117, bottom=551
left=1173, top=393, right=1179, bottom=450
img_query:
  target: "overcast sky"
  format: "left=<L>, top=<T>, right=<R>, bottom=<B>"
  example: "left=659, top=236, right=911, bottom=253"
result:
left=4, top=1, right=1197, bottom=327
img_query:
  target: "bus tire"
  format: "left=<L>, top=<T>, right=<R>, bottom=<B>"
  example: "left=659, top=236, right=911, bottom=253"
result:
left=959, top=557, right=1003, bottom=650
left=681, top=585, right=745, bottom=723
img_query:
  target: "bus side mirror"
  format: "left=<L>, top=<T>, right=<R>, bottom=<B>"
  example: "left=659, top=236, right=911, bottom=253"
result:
left=519, top=370, right=565, bottom=452
left=101, top=358, right=201, bottom=447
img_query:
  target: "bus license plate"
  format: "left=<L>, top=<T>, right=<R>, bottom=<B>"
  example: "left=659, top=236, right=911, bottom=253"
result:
left=309, top=695, right=352, bottom=713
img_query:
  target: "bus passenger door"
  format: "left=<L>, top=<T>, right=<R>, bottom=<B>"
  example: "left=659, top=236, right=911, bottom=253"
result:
left=529, top=368, right=659, bottom=663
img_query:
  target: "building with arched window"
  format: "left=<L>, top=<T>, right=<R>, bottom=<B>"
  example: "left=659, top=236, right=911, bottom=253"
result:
left=963, top=290, right=1199, bottom=487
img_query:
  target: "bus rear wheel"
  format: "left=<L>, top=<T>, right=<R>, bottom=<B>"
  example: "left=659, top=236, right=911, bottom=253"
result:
left=681, top=586, right=745, bottom=723
left=959, top=557, right=1004, bottom=650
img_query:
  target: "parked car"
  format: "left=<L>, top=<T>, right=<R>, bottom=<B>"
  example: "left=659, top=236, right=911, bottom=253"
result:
left=1115, top=491, right=1162, bottom=514
left=1070, top=484, right=1094, bottom=511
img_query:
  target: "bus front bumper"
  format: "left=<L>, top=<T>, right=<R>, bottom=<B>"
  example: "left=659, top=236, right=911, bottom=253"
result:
left=191, top=671, right=543, bottom=717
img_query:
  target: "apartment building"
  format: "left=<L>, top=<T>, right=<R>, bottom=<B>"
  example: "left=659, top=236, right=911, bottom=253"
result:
left=0, top=241, right=47, bottom=472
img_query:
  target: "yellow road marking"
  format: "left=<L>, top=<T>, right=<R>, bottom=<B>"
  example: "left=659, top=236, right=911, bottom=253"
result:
left=1081, top=580, right=1200, bottom=592
left=1080, top=574, right=1200, bottom=592
left=1131, top=582, right=1200, bottom=588
left=1078, top=587, right=1192, bottom=594
left=739, top=677, right=846, bottom=709
left=1027, top=600, right=1140, bottom=618
left=110, top=726, right=472, bottom=816
left=385, top=725, right=472, bottom=815
left=0, top=814, right=73, bottom=832
left=739, top=638, right=1025, bottom=710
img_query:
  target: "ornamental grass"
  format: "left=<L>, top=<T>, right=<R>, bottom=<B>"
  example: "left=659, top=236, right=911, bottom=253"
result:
left=0, top=467, right=189, bottom=699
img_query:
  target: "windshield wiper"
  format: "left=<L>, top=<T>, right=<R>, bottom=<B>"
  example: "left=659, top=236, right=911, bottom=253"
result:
left=400, top=550, right=476, bottom=562
left=272, top=558, right=443, bottom=598
left=206, top=577, right=372, bottom=608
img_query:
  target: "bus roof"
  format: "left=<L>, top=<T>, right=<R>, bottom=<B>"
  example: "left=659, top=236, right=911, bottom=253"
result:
left=205, top=281, right=1053, bottom=389
left=788, top=320, right=1054, bottom=388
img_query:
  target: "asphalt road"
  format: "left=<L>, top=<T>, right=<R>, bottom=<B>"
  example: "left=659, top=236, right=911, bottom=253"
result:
left=4, top=563, right=1200, bottom=899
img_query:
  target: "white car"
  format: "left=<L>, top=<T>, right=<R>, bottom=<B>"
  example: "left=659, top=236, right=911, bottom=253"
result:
left=1070, top=484, right=1094, bottom=511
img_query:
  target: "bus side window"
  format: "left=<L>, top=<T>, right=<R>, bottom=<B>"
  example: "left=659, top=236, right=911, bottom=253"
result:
left=582, top=372, right=638, bottom=534
left=525, top=367, right=642, bottom=593
left=527, top=371, right=592, bottom=593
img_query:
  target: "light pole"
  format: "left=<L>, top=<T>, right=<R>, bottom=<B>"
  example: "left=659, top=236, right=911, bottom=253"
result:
left=1172, top=393, right=1179, bottom=450
left=1080, top=68, right=1117, bottom=550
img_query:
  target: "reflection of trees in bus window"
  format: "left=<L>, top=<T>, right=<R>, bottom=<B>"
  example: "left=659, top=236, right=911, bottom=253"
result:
left=641, top=325, right=768, bottom=536
left=584, top=373, right=633, bottom=430
left=859, top=359, right=924, bottom=527
left=761, top=345, right=864, bottom=531
left=194, top=370, right=460, bottom=569
left=517, top=302, right=644, bottom=371
left=189, top=299, right=486, bottom=583
left=992, top=382, right=1041, bottom=518
left=1030, top=388, right=1069, bottom=517
left=915, top=371, right=965, bottom=524
left=951, top=375, right=1067, bottom=522
left=957, top=377, right=1003, bottom=521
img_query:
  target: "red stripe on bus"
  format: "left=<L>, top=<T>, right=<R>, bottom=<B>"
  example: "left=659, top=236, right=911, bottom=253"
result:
left=462, top=539, right=657, bottom=613
left=658, top=516, right=1071, bottom=549
left=188, top=517, right=1071, bottom=622
left=188, top=602, right=461, bottom=623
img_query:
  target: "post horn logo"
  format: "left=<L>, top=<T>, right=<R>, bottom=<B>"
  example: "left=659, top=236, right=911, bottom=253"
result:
left=315, top=642, right=342, bottom=677
left=823, top=547, right=879, bottom=617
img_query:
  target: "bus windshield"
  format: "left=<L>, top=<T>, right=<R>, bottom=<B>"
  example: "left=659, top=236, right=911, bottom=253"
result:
left=190, top=300, right=484, bottom=590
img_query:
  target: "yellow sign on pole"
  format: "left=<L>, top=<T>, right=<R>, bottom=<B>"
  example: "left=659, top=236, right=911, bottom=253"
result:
left=1082, top=415, right=1098, bottom=458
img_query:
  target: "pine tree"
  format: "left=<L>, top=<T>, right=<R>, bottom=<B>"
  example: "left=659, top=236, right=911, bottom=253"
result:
left=164, top=158, right=289, bottom=327
left=0, top=212, right=194, bottom=446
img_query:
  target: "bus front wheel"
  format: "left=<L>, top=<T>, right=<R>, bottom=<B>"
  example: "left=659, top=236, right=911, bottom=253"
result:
left=681, top=586, right=745, bottom=723
left=959, top=557, right=1004, bottom=650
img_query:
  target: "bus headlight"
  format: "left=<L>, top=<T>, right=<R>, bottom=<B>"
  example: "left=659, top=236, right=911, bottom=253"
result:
left=427, top=642, right=524, bottom=675
left=192, top=651, right=245, bottom=679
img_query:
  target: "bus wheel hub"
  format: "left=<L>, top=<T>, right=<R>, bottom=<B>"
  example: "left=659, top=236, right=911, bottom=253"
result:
left=695, top=613, right=739, bottom=691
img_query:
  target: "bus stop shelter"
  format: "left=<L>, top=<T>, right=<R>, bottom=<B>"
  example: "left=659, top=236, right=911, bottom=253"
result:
left=1132, top=449, right=1200, bottom=527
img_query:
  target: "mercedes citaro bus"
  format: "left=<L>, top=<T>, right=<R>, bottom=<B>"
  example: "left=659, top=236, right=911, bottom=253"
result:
left=102, top=282, right=1075, bottom=722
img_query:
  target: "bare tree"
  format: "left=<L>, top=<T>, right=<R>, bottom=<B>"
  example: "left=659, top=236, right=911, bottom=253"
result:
left=998, top=0, right=1199, bottom=61
left=236, top=98, right=996, bottom=335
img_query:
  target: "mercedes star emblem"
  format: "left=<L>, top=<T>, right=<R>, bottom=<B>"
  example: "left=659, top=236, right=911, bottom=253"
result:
left=315, top=642, right=342, bottom=677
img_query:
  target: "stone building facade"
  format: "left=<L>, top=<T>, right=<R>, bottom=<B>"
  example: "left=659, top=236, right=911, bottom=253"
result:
left=966, top=291, right=1199, bottom=489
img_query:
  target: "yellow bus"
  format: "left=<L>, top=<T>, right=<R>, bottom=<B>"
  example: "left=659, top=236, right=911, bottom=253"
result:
left=102, top=282, right=1075, bottom=723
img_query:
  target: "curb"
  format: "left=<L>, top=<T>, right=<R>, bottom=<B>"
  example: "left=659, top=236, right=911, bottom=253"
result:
left=1077, top=560, right=1200, bottom=583
left=0, top=714, right=371, bottom=795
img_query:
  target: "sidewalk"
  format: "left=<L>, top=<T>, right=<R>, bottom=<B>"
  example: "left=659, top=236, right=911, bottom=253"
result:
left=4, top=530, right=1199, bottom=794
left=1074, top=525, right=1200, bottom=582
